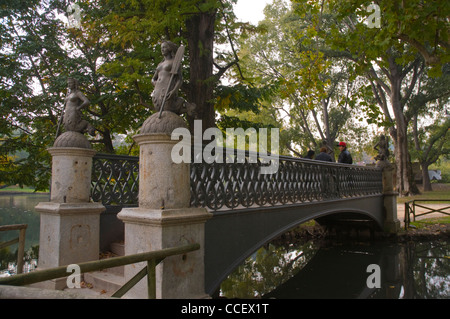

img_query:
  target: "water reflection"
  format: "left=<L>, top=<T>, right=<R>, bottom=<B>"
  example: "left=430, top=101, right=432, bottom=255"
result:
left=220, top=239, right=450, bottom=299
left=0, top=193, right=48, bottom=272
left=220, top=241, right=319, bottom=298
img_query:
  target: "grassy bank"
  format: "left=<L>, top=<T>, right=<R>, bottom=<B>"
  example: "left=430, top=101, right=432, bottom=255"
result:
left=409, top=216, right=450, bottom=228
left=396, top=183, right=450, bottom=204
left=0, top=185, right=49, bottom=194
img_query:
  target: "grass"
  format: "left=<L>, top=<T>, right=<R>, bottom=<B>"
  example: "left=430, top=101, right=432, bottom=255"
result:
left=409, top=216, right=450, bottom=229
left=0, top=185, right=48, bottom=194
left=396, top=183, right=450, bottom=204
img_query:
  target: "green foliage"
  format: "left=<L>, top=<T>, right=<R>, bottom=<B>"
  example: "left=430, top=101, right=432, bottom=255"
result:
left=291, top=0, right=449, bottom=195
left=0, top=0, right=246, bottom=188
left=0, top=0, right=70, bottom=190
left=229, top=0, right=371, bottom=156
left=1, top=0, right=448, bottom=192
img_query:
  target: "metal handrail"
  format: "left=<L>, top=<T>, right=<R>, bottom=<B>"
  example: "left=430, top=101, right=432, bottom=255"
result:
left=0, top=224, right=27, bottom=274
left=190, top=147, right=383, bottom=211
left=404, top=199, right=450, bottom=230
left=0, top=243, right=200, bottom=299
left=91, top=148, right=383, bottom=209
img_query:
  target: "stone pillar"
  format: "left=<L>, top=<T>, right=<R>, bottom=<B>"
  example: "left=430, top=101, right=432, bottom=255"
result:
left=35, top=131, right=105, bottom=290
left=380, top=163, right=400, bottom=233
left=118, top=112, right=212, bottom=299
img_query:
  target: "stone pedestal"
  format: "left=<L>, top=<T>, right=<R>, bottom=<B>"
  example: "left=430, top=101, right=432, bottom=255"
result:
left=118, top=121, right=212, bottom=298
left=133, top=134, right=191, bottom=210
left=35, top=132, right=105, bottom=289
left=35, top=202, right=104, bottom=289
left=48, top=146, right=96, bottom=203
left=381, top=163, right=400, bottom=233
left=118, top=207, right=211, bottom=299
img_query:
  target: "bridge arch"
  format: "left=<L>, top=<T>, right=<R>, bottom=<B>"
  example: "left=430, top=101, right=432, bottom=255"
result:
left=204, top=195, right=384, bottom=295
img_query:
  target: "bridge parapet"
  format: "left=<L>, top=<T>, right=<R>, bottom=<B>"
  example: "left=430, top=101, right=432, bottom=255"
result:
left=190, top=148, right=383, bottom=211
left=91, top=148, right=383, bottom=210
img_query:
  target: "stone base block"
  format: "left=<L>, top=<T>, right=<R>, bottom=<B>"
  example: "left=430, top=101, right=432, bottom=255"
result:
left=383, top=192, right=400, bottom=234
left=35, top=202, right=105, bottom=289
left=117, top=207, right=212, bottom=299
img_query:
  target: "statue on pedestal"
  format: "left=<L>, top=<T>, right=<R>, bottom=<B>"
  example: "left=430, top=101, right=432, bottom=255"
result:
left=142, top=41, right=196, bottom=135
left=54, top=78, right=95, bottom=149
left=374, top=134, right=390, bottom=168
left=62, top=78, right=96, bottom=136
left=151, top=41, right=196, bottom=118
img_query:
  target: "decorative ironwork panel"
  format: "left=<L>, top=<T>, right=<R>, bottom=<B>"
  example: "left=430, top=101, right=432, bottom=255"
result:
left=190, top=147, right=383, bottom=211
left=91, top=153, right=139, bottom=206
left=90, top=148, right=383, bottom=211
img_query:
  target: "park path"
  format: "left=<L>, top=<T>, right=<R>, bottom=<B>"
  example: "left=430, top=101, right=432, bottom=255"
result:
left=397, top=203, right=450, bottom=227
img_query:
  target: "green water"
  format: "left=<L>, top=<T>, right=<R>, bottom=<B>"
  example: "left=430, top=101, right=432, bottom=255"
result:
left=219, top=238, right=450, bottom=299
left=0, top=193, right=48, bottom=272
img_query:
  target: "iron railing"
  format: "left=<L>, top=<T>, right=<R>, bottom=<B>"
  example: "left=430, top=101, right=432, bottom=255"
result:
left=91, top=153, right=139, bottom=206
left=190, top=148, right=383, bottom=211
left=0, top=224, right=27, bottom=274
left=91, top=148, right=383, bottom=211
left=0, top=243, right=199, bottom=299
left=404, top=199, right=450, bottom=230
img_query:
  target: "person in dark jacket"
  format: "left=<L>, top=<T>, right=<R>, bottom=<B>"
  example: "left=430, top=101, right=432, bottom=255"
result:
left=315, top=147, right=333, bottom=162
left=304, top=150, right=315, bottom=159
left=338, top=142, right=353, bottom=164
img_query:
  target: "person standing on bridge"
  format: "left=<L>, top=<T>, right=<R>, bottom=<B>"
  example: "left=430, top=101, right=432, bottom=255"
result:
left=338, top=142, right=353, bottom=164
left=304, top=150, right=315, bottom=159
left=315, top=147, right=333, bottom=162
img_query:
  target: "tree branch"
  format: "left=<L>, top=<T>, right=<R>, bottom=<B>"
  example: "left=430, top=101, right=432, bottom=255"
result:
left=397, top=34, right=441, bottom=66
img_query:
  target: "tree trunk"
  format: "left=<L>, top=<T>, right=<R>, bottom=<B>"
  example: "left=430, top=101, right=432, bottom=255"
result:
left=98, top=128, right=115, bottom=153
left=185, top=11, right=217, bottom=133
left=389, top=78, right=411, bottom=196
left=421, top=162, right=433, bottom=192
left=387, top=56, right=421, bottom=196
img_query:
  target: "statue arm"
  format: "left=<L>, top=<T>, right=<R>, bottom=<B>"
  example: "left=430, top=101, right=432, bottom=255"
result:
left=76, top=92, right=90, bottom=110
left=152, top=70, right=159, bottom=86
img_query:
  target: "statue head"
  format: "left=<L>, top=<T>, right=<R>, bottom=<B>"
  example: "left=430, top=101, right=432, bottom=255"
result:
left=67, top=77, right=79, bottom=91
left=161, top=41, right=178, bottom=59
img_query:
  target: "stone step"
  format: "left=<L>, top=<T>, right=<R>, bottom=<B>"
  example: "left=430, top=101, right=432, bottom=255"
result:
left=83, top=271, right=125, bottom=296
left=81, top=242, right=127, bottom=296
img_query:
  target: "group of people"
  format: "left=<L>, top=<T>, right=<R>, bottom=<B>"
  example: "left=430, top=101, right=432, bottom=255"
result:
left=303, top=142, right=353, bottom=164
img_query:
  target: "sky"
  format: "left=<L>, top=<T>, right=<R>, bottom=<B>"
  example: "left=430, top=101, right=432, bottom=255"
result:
left=59, top=1, right=273, bottom=27
left=233, top=0, right=273, bottom=24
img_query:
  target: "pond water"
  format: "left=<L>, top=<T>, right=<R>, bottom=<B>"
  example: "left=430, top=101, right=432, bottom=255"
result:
left=219, top=237, right=450, bottom=299
left=1, top=193, right=449, bottom=298
left=0, top=193, right=48, bottom=273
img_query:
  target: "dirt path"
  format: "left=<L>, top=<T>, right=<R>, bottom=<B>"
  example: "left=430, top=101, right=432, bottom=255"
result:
left=397, top=203, right=450, bottom=227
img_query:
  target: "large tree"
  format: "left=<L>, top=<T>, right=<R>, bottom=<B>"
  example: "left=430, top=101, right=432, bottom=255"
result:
left=0, top=0, right=70, bottom=189
left=1, top=0, right=265, bottom=189
left=292, top=0, right=449, bottom=195
left=409, top=70, right=450, bottom=191
left=232, top=0, right=370, bottom=159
